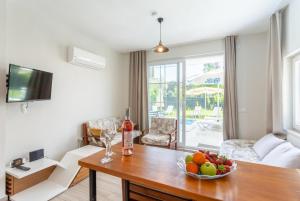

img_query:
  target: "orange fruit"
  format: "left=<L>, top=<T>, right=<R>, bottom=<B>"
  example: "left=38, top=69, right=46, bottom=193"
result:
left=193, top=152, right=206, bottom=165
left=186, top=162, right=199, bottom=174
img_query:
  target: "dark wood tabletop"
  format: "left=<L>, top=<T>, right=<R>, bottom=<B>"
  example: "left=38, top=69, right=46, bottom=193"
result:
left=79, top=143, right=300, bottom=201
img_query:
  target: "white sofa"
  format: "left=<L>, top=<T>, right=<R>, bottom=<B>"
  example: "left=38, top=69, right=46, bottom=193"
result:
left=219, top=133, right=300, bottom=169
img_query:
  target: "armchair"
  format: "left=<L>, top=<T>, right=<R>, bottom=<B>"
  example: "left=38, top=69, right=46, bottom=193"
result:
left=140, top=117, right=178, bottom=149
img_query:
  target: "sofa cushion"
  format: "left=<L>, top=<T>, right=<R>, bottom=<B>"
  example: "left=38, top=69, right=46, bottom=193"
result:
left=219, top=139, right=259, bottom=162
left=261, top=142, right=300, bottom=168
left=86, top=117, right=122, bottom=147
left=87, top=117, right=122, bottom=130
left=253, top=134, right=285, bottom=160
left=141, top=133, right=175, bottom=146
left=90, top=128, right=102, bottom=137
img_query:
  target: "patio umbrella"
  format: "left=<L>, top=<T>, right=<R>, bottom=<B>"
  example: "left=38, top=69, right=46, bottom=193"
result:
left=186, top=87, right=223, bottom=110
left=186, top=87, right=223, bottom=96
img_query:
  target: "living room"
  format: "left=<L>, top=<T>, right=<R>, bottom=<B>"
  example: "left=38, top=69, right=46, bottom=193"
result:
left=0, top=0, right=299, bottom=201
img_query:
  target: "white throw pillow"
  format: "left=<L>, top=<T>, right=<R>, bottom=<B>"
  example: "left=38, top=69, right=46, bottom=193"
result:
left=261, top=142, right=300, bottom=168
left=253, top=133, right=285, bottom=159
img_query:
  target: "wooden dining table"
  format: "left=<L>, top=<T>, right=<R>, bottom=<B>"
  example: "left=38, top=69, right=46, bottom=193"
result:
left=78, top=143, right=300, bottom=201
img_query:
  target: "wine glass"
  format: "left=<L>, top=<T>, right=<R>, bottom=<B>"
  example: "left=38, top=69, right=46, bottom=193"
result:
left=100, top=123, right=117, bottom=164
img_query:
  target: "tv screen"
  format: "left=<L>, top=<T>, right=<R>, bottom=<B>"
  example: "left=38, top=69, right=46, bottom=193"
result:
left=6, top=64, right=53, bottom=103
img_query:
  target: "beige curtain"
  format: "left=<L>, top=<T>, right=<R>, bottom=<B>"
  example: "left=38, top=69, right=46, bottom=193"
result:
left=266, top=12, right=283, bottom=133
left=224, top=36, right=239, bottom=140
left=129, top=50, right=149, bottom=130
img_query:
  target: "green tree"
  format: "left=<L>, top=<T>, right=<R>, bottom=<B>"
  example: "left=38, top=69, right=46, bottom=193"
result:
left=149, top=84, right=160, bottom=103
left=203, top=62, right=220, bottom=73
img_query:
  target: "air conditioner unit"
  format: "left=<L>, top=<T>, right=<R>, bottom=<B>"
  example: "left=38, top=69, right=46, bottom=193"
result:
left=67, top=47, right=106, bottom=70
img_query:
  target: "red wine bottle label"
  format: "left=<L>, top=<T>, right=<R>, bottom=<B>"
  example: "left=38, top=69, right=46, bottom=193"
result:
left=123, top=131, right=133, bottom=149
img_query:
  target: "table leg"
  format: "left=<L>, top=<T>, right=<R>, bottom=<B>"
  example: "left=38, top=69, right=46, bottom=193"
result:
left=122, top=179, right=129, bottom=201
left=89, top=169, right=96, bottom=201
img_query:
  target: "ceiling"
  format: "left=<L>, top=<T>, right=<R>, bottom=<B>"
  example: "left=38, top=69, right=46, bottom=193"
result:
left=24, top=0, right=284, bottom=52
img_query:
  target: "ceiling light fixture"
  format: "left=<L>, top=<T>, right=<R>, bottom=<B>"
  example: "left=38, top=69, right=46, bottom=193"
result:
left=153, top=17, right=169, bottom=53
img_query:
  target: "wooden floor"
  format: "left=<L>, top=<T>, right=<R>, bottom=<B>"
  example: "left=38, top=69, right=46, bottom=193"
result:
left=51, top=172, right=122, bottom=201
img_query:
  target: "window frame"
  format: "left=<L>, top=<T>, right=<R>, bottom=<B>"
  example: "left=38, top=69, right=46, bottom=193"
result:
left=292, top=54, right=300, bottom=132
left=283, top=49, right=300, bottom=134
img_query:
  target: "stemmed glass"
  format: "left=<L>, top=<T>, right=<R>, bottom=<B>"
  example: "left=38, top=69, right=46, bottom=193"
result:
left=100, top=123, right=117, bottom=164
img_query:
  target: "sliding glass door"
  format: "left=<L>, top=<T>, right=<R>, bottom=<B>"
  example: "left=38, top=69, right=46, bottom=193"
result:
left=148, top=54, right=224, bottom=149
left=184, top=55, right=224, bottom=148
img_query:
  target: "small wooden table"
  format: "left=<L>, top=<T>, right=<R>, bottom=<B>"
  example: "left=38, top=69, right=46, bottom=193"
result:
left=79, top=144, right=300, bottom=201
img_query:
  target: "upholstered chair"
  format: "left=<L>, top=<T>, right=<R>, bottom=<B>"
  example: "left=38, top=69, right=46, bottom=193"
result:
left=140, top=117, right=178, bottom=149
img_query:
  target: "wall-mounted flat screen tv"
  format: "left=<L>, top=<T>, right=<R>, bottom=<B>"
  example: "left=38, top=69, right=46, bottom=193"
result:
left=6, top=64, right=53, bottom=103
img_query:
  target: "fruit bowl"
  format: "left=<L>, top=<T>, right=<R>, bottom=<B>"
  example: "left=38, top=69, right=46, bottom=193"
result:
left=177, top=150, right=237, bottom=180
left=177, top=159, right=237, bottom=180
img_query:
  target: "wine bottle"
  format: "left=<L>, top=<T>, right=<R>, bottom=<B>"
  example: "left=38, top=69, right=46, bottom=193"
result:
left=122, top=108, right=134, bottom=156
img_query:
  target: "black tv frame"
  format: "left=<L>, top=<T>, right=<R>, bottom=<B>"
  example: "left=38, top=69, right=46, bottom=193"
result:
left=6, top=64, right=53, bottom=103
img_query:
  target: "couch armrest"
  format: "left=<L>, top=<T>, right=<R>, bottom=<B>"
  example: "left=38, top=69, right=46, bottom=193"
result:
left=82, top=123, right=89, bottom=145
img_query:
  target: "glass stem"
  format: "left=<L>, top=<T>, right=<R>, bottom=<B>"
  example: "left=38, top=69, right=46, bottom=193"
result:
left=105, top=138, right=110, bottom=157
left=108, top=141, right=112, bottom=155
left=105, top=138, right=109, bottom=158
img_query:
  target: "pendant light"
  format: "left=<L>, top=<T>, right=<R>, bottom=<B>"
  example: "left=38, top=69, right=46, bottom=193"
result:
left=153, top=17, right=169, bottom=53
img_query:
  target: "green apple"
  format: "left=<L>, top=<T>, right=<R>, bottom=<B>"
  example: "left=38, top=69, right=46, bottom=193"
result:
left=200, top=162, right=217, bottom=176
left=185, top=155, right=193, bottom=163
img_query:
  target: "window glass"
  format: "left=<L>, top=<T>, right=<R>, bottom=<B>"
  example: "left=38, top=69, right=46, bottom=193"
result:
left=148, top=64, right=178, bottom=120
left=185, top=55, right=224, bottom=147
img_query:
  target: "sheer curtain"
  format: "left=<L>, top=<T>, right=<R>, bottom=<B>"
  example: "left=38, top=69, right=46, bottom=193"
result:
left=266, top=11, right=283, bottom=133
left=129, top=50, right=149, bottom=130
left=224, top=36, right=239, bottom=140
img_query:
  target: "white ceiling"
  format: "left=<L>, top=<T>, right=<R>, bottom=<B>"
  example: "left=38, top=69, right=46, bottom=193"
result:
left=26, top=0, right=284, bottom=52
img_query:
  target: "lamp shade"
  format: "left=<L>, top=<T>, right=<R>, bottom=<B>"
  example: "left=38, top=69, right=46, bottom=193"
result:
left=153, top=41, right=169, bottom=53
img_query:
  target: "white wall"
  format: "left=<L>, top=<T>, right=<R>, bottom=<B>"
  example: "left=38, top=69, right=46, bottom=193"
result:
left=282, top=0, right=300, bottom=56
left=147, top=33, right=268, bottom=140
left=3, top=1, right=129, bottom=164
left=236, top=33, right=268, bottom=140
left=0, top=0, right=7, bottom=198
